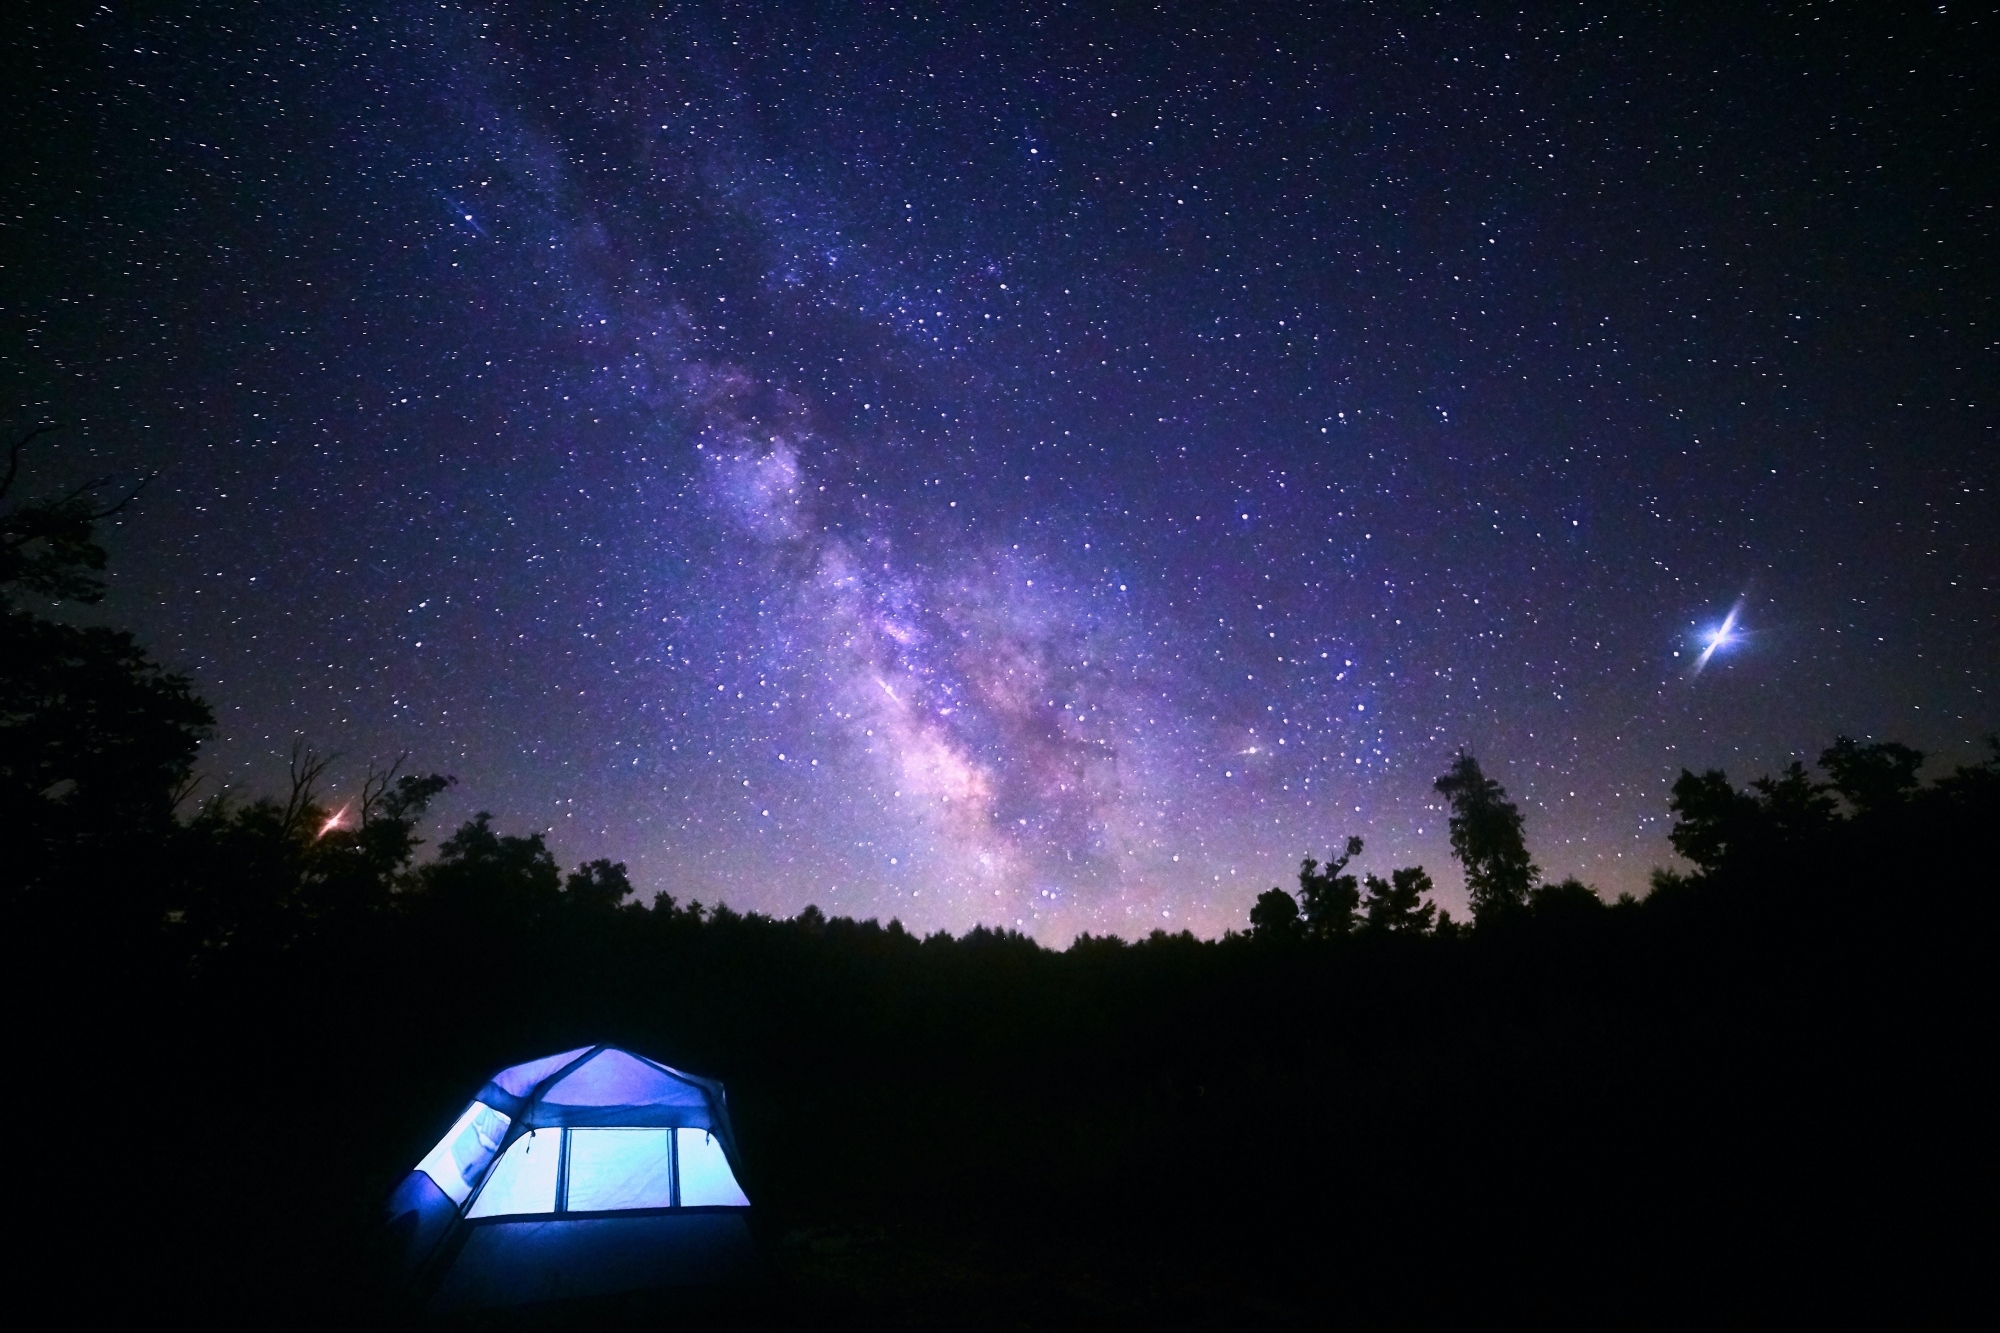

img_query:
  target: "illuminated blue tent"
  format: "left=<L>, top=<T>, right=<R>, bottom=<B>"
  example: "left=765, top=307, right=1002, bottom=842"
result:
left=385, top=1045, right=755, bottom=1310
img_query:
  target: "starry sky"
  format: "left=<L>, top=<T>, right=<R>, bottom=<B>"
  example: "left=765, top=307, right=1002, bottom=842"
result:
left=10, top=1, right=1993, bottom=940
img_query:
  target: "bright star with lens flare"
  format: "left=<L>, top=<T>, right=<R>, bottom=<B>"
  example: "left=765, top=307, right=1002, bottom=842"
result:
left=1691, top=603, right=1743, bottom=675
left=318, top=800, right=354, bottom=838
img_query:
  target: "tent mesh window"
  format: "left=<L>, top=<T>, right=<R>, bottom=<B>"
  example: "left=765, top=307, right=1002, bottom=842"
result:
left=387, top=1046, right=755, bottom=1309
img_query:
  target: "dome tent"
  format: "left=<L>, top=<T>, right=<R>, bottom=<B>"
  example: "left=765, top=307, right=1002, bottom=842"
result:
left=385, top=1044, right=755, bottom=1310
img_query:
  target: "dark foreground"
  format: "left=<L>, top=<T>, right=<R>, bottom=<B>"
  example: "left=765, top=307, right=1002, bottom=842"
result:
left=19, top=761, right=1988, bottom=1328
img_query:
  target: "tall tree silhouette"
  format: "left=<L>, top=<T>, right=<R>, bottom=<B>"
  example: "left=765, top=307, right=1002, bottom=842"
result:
left=1433, top=753, right=1537, bottom=926
left=1296, top=835, right=1364, bottom=938
left=0, top=423, right=143, bottom=602
left=1, top=426, right=211, bottom=928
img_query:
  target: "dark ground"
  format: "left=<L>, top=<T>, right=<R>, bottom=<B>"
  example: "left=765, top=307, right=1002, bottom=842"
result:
left=27, top=820, right=1983, bottom=1329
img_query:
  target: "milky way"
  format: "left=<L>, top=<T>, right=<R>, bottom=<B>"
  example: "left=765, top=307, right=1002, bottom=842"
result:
left=12, top=2, right=1992, bottom=939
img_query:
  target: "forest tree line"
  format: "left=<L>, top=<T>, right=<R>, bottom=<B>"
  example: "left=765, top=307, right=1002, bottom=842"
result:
left=6, top=427, right=1992, bottom=962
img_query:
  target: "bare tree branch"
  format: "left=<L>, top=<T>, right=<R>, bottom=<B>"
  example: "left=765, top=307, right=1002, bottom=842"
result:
left=170, top=771, right=207, bottom=814
left=0, top=422, right=62, bottom=503
left=280, top=740, right=339, bottom=836
left=359, top=752, right=410, bottom=828
left=28, top=469, right=154, bottom=523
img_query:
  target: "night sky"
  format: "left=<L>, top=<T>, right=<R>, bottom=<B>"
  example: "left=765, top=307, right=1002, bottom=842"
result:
left=10, top=2, right=1993, bottom=939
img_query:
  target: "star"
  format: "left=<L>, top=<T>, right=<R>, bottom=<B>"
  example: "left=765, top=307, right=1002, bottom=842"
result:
left=1692, top=603, right=1744, bottom=676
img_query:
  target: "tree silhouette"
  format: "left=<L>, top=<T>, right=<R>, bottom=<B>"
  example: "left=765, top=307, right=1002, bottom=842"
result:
left=1248, top=886, right=1301, bottom=939
left=1818, top=737, right=1925, bottom=815
left=1361, top=865, right=1439, bottom=935
left=1663, top=769, right=1759, bottom=873
left=412, top=813, right=564, bottom=922
left=171, top=747, right=454, bottom=956
left=1932, top=735, right=2000, bottom=811
left=564, top=858, right=637, bottom=912
left=1669, top=761, right=1838, bottom=873
left=1297, top=835, right=1364, bottom=938
left=1433, top=753, right=1536, bottom=926
left=1, top=427, right=210, bottom=925
left=1527, top=876, right=1606, bottom=919
left=0, top=423, right=150, bottom=604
